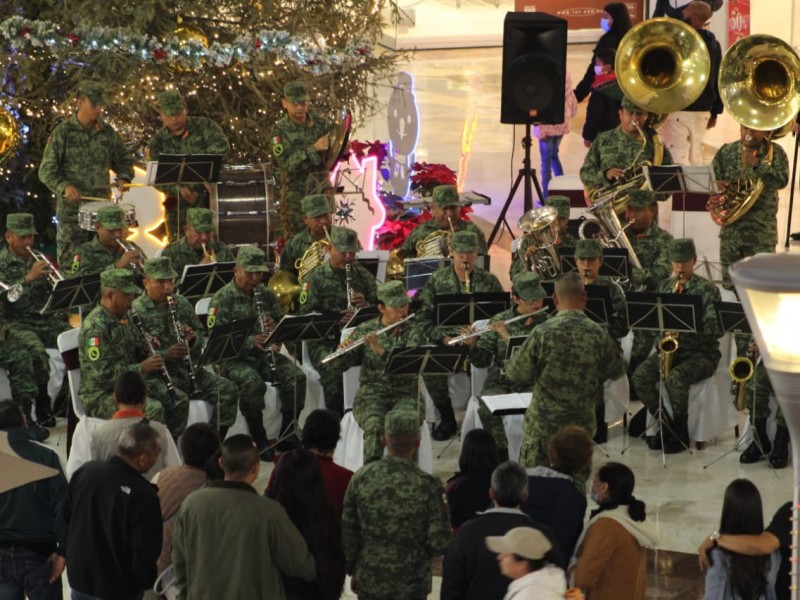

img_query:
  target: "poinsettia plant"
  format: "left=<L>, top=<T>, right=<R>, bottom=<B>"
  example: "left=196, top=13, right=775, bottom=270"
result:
left=409, top=161, right=458, bottom=196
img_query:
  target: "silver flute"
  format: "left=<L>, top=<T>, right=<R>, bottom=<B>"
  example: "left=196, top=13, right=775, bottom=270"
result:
left=447, top=308, right=548, bottom=345
left=321, top=313, right=416, bottom=364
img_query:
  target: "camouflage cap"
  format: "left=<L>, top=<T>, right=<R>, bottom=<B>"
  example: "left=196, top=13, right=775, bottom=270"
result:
left=236, top=245, right=270, bottom=272
left=626, top=189, right=657, bottom=207
left=283, top=80, right=310, bottom=104
left=574, top=238, right=603, bottom=259
left=77, top=81, right=105, bottom=105
left=621, top=96, right=646, bottom=113
left=301, top=194, right=332, bottom=218
left=330, top=227, right=361, bottom=253
left=186, top=208, right=214, bottom=233
left=384, top=410, right=420, bottom=436
left=143, top=257, right=178, bottom=280
left=432, top=185, right=460, bottom=208
left=6, top=213, right=37, bottom=236
left=451, top=230, right=479, bottom=253
left=377, top=280, right=410, bottom=307
left=96, top=206, right=125, bottom=230
left=157, top=90, right=185, bottom=116
left=669, top=238, right=696, bottom=262
left=545, top=195, right=571, bottom=218
left=512, top=272, right=546, bottom=301
left=100, top=268, right=139, bottom=295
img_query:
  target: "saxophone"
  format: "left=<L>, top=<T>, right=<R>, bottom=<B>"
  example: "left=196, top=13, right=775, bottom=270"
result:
left=730, top=338, right=758, bottom=411
left=658, top=274, right=684, bottom=378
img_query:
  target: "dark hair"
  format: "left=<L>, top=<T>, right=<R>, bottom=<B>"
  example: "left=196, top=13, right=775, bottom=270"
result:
left=274, top=450, right=346, bottom=600
left=114, top=371, right=147, bottom=406
left=221, top=434, right=259, bottom=476
left=118, top=422, right=161, bottom=458
left=595, top=47, right=616, bottom=67
left=719, top=479, right=770, bottom=599
left=180, top=423, right=221, bottom=472
left=597, top=462, right=646, bottom=521
left=0, top=399, right=24, bottom=429
left=512, top=552, right=558, bottom=573
left=302, top=409, right=341, bottom=453
left=490, top=461, right=528, bottom=507
left=549, top=425, right=594, bottom=476
left=458, top=429, right=499, bottom=477
left=554, top=272, right=584, bottom=300
left=604, top=3, right=633, bottom=36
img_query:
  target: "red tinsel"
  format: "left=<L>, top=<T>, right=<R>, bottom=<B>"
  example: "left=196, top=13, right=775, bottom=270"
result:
left=66, top=33, right=79, bottom=45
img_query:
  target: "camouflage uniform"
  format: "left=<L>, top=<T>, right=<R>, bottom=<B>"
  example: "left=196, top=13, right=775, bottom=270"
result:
left=505, top=309, right=625, bottom=469
left=38, top=113, right=134, bottom=267
left=278, top=193, right=332, bottom=277
left=712, top=139, right=789, bottom=286
left=510, top=195, right=577, bottom=280
left=342, top=414, right=452, bottom=600
left=402, top=218, right=488, bottom=259
left=161, top=236, right=235, bottom=282
left=147, top=101, right=230, bottom=242
left=69, top=236, right=145, bottom=277
left=0, top=324, right=39, bottom=415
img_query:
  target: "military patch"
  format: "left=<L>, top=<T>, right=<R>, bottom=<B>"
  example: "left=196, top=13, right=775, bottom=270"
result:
left=207, top=306, right=217, bottom=328
left=87, top=336, right=100, bottom=361
left=70, top=253, right=81, bottom=274
left=299, top=281, right=309, bottom=304
left=273, top=143, right=284, bottom=156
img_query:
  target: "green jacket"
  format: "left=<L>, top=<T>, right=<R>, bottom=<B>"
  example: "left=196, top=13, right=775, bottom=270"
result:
left=162, top=236, right=235, bottom=282
left=628, top=223, right=674, bottom=291
left=270, top=112, right=333, bottom=195
left=69, top=237, right=145, bottom=277
left=0, top=248, right=64, bottom=325
left=279, top=227, right=317, bottom=276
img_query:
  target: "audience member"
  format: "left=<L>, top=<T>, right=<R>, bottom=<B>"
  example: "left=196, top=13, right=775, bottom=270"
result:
left=652, top=0, right=722, bottom=18
left=63, top=422, right=163, bottom=600
left=574, top=3, right=632, bottom=102
left=446, top=429, right=500, bottom=530
left=342, top=411, right=452, bottom=600
left=703, top=479, right=780, bottom=600
left=570, top=462, right=658, bottom=600
left=522, top=425, right=593, bottom=564
left=273, top=449, right=347, bottom=600
left=582, top=47, right=622, bottom=146
left=486, top=527, right=567, bottom=600
left=266, top=408, right=353, bottom=514
left=533, top=72, right=577, bottom=196
left=442, top=461, right=555, bottom=600
left=172, top=434, right=316, bottom=599
left=0, top=399, right=67, bottom=599
left=90, top=370, right=181, bottom=480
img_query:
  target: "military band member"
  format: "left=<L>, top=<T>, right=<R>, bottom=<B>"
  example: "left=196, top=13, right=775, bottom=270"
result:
left=70, top=205, right=144, bottom=277
left=417, top=230, right=503, bottom=441
left=38, top=81, right=134, bottom=266
left=631, top=238, right=722, bottom=454
left=0, top=328, right=47, bottom=440
left=329, top=281, right=424, bottom=464
left=146, top=90, right=230, bottom=242
left=298, top=227, right=377, bottom=416
left=505, top=272, right=625, bottom=474
left=510, top=195, right=576, bottom=279
left=78, top=269, right=166, bottom=423
left=0, top=213, right=71, bottom=430
left=269, top=80, right=334, bottom=238
left=208, top=246, right=307, bottom=455
left=467, top=272, right=549, bottom=459
left=402, top=185, right=488, bottom=259
left=278, top=193, right=333, bottom=278
left=712, top=125, right=789, bottom=287
left=131, top=258, right=238, bottom=436
left=161, top=207, right=235, bottom=278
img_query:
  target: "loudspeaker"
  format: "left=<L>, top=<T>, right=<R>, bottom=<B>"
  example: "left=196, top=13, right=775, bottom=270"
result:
left=501, top=12, right=568, bottom=125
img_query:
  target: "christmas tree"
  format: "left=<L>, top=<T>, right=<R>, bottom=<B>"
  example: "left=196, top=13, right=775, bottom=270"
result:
left=0, top=0, right=402, bottom=243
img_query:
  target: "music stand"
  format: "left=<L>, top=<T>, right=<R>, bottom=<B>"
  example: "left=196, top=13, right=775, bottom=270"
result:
left=404, top=257, right=446, bottom=291
left=501, top=335, right=529, bottom=375
left=179, top=262, right=235, bottom=300
left=344, top=306, right=379, bottom=330
left=198, top=317, right=256, bottom=368
left=559, top=248, right=631, bottom=281
left=643, top=164, right=718, bottom=236
left=264, top=312, right=340, bottom=347
left=480, top=392, right=531, bottom=417
left=40, top=274, right=101, bottom=314
left=435, top=292, right=509, bottom=327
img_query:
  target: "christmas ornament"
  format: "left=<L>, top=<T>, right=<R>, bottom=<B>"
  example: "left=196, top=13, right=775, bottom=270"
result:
left=0, top=106, right=19, bottom=168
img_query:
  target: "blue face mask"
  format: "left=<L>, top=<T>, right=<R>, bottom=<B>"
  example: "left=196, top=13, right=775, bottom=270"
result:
left=600, top=17, right=612, bottom=32
left=590, top=490, right=601, bottom=504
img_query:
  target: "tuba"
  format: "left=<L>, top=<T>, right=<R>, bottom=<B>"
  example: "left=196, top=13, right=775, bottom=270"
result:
left=517, top=206, right=561, bottom=280
left=578, top=196, right=642, bottom=283
left=707, top=34, right=800, bottom=226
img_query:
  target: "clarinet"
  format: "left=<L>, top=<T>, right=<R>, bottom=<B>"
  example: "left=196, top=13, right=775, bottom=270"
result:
left=128, top=306, right=182, bottom=405
left=166, top=295, right=202, bottom=399
left=253, top=286, right=279, bottom=385
left=345, top=263, right=355, bottom=310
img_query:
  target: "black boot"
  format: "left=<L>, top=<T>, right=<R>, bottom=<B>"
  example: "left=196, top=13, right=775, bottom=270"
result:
left=432, top=403, right=457, bottom=441
left=35, top=391, right=55, bottom=428
left=245, top=414, right=273, bottom=462
left=276, top=413, right=301, bottom=451
left=739, top=419, right=771, bottom=464
left=768, top=426, right=790, bottom=469
left=21, top=405, right=49, bottom=442
left=646, top=431, right=662, bottom=450
left=663, top=423, right=690, bottom=455
left=593, top=404, right=608, bottom=444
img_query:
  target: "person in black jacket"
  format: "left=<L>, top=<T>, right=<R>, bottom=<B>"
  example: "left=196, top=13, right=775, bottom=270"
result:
left=582, top=48, right=623, bottom=147
left=441, top=461, right=557, bottom=600
left=62, top=422, right=163, bottom=600
left=574, top=3, right=632, bottom=103
left=652, top=0, right=722, bottom=18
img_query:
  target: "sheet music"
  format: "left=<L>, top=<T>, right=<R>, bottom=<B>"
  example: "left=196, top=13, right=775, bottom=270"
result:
left=481, top=393, right=532, bottom=414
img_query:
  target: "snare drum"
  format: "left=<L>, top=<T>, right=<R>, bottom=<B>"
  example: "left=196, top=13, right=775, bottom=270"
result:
left=78, top=201, right=138, bottom=231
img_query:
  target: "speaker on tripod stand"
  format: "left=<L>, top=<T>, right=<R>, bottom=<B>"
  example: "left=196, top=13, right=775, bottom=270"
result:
left=489, top=12, right=568, bottom=247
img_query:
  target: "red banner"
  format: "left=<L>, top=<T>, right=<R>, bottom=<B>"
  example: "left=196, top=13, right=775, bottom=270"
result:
left=512, top=1, right=643, bottom=29
left=727, top=0, right=750, bottom=48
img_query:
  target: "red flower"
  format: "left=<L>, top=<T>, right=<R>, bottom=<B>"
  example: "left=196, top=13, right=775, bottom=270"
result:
left=255, top=38, right=262, bottom=49
left=358, top=47, right=367, bottom=56
left=410, top=161, right=458, bottom=195
left=153, top=49, right=166, bottom=60
left=66, top=33, right=80, bottom=46
left=20, top=26, right=31, bottom=37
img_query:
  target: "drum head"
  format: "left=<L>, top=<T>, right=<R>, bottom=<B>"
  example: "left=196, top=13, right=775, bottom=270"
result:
left=78, top=201, right=138, bottom=231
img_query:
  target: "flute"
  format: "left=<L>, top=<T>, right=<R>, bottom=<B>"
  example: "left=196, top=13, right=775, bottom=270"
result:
left=447, top=308, right=548, bottom=345
left=321, top=313, right=416, bottom=364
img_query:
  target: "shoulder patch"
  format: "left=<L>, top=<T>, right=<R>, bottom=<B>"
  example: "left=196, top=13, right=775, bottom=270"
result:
left=207, top=306, right=217, bottom=328
left=273, top=143, right=283, bottom=156
left=299, top=281, right=310, bottom=305
left=86, top=336, right=101, bottom=361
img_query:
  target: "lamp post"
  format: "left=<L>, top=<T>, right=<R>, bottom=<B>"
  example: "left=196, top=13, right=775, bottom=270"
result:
left=730, top=253, right=800, bottom=600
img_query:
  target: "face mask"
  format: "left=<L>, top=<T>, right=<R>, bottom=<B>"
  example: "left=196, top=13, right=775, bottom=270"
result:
left=600, top=18, right=612, bottom=32
left=594, top=65, right=605, bottom=76
left=590, top=490, right=601, bottom=504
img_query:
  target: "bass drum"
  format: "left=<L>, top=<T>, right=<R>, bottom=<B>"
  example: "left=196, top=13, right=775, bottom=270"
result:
left=212, top=164, right=276, bottom=259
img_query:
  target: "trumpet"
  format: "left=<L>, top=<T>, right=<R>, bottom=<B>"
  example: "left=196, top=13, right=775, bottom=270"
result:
left=0, top=279, right=23, bottom=302
left=26, top=246, right=64, bottom=286
left=673, top=273, right=685, bottom=294
left=321, top=313, right=416, bottom=364
left=166, top=295, right=202, bottom=400
left=345, top=263, right=355, bottom=311
left=115, top=238, right=144, bottom=275
left=447, top=308, right=548, bottom=345
left=201, top=242, right=217, bottom=262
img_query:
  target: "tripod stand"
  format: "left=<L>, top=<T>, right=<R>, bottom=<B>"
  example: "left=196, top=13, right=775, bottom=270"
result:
left=488, top=123, right=545, bottom=247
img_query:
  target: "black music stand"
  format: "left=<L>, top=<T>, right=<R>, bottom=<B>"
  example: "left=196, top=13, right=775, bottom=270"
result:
left=264, top=312, right=340, bottom=347
left=624, top=291, right=702, bottom=465
left=643, top=164, right=718, bottom=235
left=40, top=274, right=101, bottom=314
left=344, top=306, right=379, bottom=330
left=561, top=248, right=633, bottom=282
left=179, top=262, right=235, bottom=300
left=404, top=257, right=446, bottom=291
left=435, top=292, right=509, bottom=327
left=584, top=285, right=613, bottom=325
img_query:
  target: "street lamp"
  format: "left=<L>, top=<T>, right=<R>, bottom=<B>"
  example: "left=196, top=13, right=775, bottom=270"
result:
left=730, top=253, right=800, bottom=600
